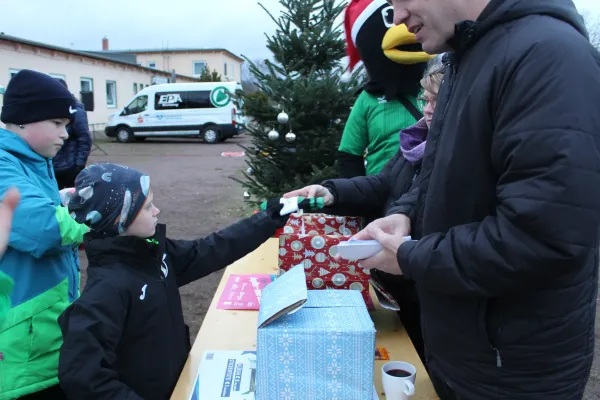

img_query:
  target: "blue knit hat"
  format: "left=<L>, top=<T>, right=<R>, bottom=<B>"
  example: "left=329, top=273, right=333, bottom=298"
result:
left=68, top=163, right=151, bottom=237
left=0, top=70, right=76, bottom=125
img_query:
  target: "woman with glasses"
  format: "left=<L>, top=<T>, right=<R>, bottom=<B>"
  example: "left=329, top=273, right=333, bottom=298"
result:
left=284, top=61, right=446, bottom=363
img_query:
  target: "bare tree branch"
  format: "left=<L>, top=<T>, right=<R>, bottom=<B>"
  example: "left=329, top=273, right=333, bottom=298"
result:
left=580, top=9, right=600, bottom=50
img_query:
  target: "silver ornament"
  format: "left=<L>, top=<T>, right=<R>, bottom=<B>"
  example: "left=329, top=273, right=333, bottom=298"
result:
left=243, top=191, right=251, bottom=200
left=246, top=167, right=253, bottom=175
left=334, top=118, right=342, bottom=125
left=277, top=112, right=289, bottom=124
left=268, top=129, right=280, bottom=140
left=285, top=131, right=296, bottom=142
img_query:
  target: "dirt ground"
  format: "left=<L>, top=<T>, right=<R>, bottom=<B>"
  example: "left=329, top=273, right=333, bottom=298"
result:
left=79, top=134, right=600, bottom=399
left=79, top=134, right=253, bottom=339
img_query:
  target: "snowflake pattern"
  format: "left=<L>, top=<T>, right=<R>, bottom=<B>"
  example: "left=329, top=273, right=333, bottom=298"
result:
left=257, top=289, right=376, bottom=400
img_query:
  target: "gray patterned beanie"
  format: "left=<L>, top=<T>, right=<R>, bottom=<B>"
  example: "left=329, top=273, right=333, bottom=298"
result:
left=68, top=163, right=151, bottom=236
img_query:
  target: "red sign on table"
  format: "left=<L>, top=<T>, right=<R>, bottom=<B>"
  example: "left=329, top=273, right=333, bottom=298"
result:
left=216, top=274, right=275, bottom=310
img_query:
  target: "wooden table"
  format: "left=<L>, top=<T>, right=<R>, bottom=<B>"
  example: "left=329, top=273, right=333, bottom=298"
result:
left=171, top=239, right=438, bottom=399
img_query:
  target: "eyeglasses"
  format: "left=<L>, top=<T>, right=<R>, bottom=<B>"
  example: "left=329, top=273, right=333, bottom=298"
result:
left=417, top=95, right=437, bottom=110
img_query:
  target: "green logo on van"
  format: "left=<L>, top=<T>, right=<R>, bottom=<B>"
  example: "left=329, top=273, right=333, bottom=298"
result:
left=210, top=86, right=232, bottom=107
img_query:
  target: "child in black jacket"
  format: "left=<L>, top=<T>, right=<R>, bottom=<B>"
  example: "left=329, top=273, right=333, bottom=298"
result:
left=57, top=163, right=310, bottom=400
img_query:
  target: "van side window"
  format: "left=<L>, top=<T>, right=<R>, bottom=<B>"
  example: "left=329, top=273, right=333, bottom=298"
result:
left=122, top=95, right=148, bottom=116
left=186, top=91, right=215, bottom=109
left=155, top=92, right=185, bottom=110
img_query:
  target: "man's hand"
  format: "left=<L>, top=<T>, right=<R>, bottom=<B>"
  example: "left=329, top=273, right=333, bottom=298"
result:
left=350, top=214, right=411, bottom=275
left=353, top=213, right=411, bottom=240
left=283, top=185, right=334, bottom=206
left=0, top=188, right=20, bottom=259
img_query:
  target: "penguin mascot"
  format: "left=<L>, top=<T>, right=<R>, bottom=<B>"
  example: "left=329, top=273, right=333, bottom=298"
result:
left=337, top=0, right=434, bottom=178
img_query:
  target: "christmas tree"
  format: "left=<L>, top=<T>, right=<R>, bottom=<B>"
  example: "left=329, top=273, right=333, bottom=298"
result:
left=233, top=0, right=362, bottom=204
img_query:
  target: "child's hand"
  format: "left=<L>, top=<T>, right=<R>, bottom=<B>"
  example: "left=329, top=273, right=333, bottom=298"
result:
left=261, top=196, right=325, bottom=217
left=0, top=188, right=20, bottom=259
left=283, top=185, right=334, bottom=206
left=59, top=188, right=76, bottom=208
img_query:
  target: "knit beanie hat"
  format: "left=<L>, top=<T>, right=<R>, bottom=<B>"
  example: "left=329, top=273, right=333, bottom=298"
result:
left=67, top=163, right=151, bottom=237
left=0, top=70, right=77, bottom=125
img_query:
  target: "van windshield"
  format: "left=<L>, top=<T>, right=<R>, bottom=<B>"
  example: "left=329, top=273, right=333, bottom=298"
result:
left=122, top=95, right=148, bottom=116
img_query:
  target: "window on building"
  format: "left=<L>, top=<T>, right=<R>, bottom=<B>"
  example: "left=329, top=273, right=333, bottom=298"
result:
left=224, top=62, right=228, bottom=77
left=80, top=77, right=93, bottom=92
left=133, top=83, right=138, bottom=94
left=9, top=69, right=20, bottom=80
left=193, top=61, right=206, bottom=76
left=148, top=62, right=157, bottom=69
left=106, top=80, right=117, bottom=107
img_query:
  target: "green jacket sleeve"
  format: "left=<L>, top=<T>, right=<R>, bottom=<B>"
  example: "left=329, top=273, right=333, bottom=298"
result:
left=0, top=271, right=14, bottom=326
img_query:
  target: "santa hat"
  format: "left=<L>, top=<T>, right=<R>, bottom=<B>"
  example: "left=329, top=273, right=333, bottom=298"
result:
left=342, top=0, right=388, bottom=81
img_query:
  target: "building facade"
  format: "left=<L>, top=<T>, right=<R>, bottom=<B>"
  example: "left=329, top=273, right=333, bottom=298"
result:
left=0, top=34, right=242, bottom=128
left=120, top=49, right=244, bottom=82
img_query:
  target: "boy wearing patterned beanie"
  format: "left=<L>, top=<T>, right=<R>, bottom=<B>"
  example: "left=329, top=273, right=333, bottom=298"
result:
left=58, top=163, right=322, bottom=400
left=0, top=69, right=89, bottom=399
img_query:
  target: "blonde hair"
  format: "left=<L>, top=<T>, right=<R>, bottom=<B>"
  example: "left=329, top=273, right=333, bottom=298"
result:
left=420, top=63, right=445, bottom=95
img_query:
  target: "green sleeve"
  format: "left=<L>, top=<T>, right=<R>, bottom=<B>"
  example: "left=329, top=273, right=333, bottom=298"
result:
left=338, top=91, right=370, bottom=156
left=55, top=206, right=89, bottom=247
left=0, top=271, right=14, bottom=326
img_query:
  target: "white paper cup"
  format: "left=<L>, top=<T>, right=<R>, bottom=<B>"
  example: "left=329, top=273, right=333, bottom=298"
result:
left=382, top=361, right=416, bottom=400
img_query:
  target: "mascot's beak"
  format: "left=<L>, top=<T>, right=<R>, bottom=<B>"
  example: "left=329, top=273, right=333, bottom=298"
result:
left=382, top=24, right=435, bottom=64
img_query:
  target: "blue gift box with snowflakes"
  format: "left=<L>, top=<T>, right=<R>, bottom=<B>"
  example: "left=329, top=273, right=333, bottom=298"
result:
left=256, top=264, right=376, bottom=400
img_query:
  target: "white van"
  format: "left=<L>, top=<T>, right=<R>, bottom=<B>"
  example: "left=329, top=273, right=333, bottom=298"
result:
left=105, top=82, right=244, bottom=144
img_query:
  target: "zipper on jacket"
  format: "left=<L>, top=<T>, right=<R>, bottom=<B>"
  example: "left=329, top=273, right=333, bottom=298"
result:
left=492, top=346, right=502, bottom=367
left=46, top=159, right=54, bottom=180
left=412, top=58, right=457, bottom=234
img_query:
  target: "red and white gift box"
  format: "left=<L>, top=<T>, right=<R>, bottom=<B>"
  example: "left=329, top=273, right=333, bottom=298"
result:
left=277, top=213, right=374, bottom=309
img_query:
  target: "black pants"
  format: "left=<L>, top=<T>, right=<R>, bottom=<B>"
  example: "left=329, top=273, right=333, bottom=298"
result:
left=55, top=167, right=82, bottom=190
left=18, top=385, right=67, bottom=400
left=371, top=270, right=426, bottom=365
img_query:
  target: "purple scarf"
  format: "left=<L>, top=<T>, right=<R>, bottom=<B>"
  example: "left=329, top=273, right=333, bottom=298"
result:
left=400, top=119, right=428, bottom=165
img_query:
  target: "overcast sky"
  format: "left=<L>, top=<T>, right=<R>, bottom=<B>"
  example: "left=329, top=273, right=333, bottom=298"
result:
left=0, top=0, right=598, bottom=61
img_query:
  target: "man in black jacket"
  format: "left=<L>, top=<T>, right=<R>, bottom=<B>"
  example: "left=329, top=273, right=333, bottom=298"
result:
left=354, top=0, right=600, bottom=398
left=53, top=79, right=91, bottom=189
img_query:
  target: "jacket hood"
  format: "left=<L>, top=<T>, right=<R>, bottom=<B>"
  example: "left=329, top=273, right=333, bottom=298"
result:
left=84, top=224, right=167, bottom=273
left=449, top=0, right=588, bottom=53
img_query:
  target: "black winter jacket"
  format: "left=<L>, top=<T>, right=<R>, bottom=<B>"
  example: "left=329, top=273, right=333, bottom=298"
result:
left=323, top=150, right=419, bottom=225
left=53, top=100, right=91, bottom=172
left=58, top=210, right=286, bottom=400
left=394, top=0, right=600, bottom=398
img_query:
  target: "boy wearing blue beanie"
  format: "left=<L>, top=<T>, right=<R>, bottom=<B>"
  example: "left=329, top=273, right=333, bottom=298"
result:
left=0, top=69, right=89, bottom=399
left=57, top=163, right=320, bottom=399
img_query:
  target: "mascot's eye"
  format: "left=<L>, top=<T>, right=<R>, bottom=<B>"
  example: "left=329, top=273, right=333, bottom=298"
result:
left=381, top=6, right=394, bottom=28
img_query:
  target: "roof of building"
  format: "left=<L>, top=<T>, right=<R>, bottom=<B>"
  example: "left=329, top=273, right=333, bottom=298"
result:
left=0, top=33, right=199, bottom=80
left=103, top=48, right=245, bottom=62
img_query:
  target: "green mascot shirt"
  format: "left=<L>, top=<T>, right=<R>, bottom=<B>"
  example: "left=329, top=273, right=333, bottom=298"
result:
left=338, top=90, right=420, bottom=176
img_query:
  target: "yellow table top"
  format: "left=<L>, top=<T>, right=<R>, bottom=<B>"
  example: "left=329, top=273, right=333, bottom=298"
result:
left=170, top=238, right=438, bottom=399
